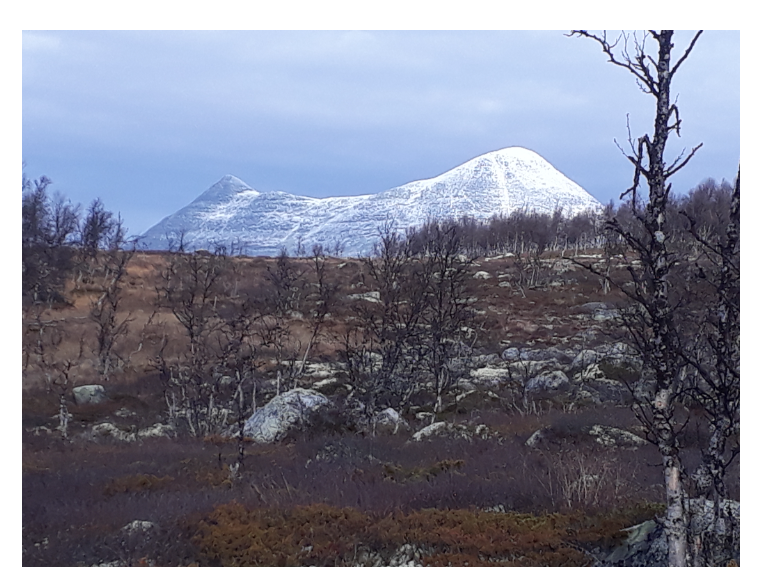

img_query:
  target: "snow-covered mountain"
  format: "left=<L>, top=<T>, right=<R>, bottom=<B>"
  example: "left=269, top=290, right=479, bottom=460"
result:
left=140, top=147, right=602, bottom=257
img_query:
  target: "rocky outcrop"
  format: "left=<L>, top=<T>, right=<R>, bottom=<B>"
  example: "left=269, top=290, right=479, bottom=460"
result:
left=580, top=377, right=632, bottom=405
left=525, top=424, right=646, bottom=450
left=312, top=377, right=344, bottom=394
left=571, top=350, right=601, bottom=370
left=595, top=499, right=739, bottom=567
left=90, top=422, right=175, bottom=442
left=411, top=421, right=493, bottom=442
left=468, top=367, right=509, bottom=387
left=137, top=423, right=176, bottom=439
left=352, top=543, right=424, bottom=567
left=502, top=346, right=574, bottom=364
left=587, top=425, right=647, bottom=449
left=524, top=370, right=571, bottom=400
left=121, top=520, right=158, bottom=534
left=243, top=388, right=330, bottom=443
left=374, top=408, right=410, bottom=435
left=454, top=340, right=643, bottom=407
left=73, top=385, right=108, bottom=405
left=348, top=291, right=381, bottom=303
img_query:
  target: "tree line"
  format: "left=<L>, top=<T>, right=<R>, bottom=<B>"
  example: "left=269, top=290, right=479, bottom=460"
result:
left=22, top=172, right=127, bottom=307
left=405, top=178, right=735, bottom=261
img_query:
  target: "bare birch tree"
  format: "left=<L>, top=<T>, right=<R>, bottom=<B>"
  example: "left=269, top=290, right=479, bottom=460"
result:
left=155, top=248, right=232, bottom=436
left=570, top=30, right=705, bottom=567
left=679, top=170, right=740, bottom=564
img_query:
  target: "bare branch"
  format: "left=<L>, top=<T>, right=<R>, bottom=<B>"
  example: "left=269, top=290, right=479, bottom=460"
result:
left=569, top=30, right=658, bottom=95
left=666, top=143, right=704, bottom=177
left=670, top=31, right=704, bottom=79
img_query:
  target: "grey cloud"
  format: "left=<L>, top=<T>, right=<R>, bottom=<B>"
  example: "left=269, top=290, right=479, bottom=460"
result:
left=22, top=30, right=739, bottom=236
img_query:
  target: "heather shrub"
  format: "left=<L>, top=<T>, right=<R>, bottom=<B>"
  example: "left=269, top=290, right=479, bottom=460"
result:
left=192, top=502, right=373, bottom=566
left=104, top=473, right=175, bottom=496
left=190, top=503, right=665, bottom=567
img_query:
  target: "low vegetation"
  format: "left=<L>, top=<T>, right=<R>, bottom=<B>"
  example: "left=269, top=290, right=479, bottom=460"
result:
left=22, top=168, right=738, bottom=566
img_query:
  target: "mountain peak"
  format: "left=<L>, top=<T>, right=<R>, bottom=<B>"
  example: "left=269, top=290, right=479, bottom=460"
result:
left=488, top=146, right=540, bottom=158
left=219, top=174, right=248, bottom=186
left=189, top=175, right=256, bottom=206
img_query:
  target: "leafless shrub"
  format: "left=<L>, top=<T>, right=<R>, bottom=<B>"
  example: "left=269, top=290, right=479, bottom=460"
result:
left=88, top=248, right=136, bottom=379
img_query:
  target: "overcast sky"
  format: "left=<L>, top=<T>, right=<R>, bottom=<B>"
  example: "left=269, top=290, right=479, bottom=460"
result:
left=21, top=30, right=740, bottom=236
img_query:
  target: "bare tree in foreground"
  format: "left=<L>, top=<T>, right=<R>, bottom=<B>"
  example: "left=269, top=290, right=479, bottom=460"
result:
left=570, top=30, right=739, bottom=567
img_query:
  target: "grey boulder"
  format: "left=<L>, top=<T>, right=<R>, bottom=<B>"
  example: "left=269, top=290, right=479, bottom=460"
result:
left=524, top=370, right=570, bottom=398
left=243, top=388, right=330, bottom=443
left=73, top=385, right=108, bottom=405
left=373, top=408, right=410, bottom=435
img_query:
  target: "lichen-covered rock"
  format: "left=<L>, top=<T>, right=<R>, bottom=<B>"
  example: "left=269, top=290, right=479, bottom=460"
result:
left=347, top=291, right=381, bottom=303
left=577, top=301, right=609, bottom=313
left=470, top=353, right=501, bottom=367
left=137, top=423, right=175, bottom=439
left=121, top=520, right=157, bottom=534
left=301, top=361, right=341, bottom=380
left=312, top=377, right=342, bottom=394
left=411, top=421, right=449, bottom=441
left=92, top=422, right=136, bottom=442
left=503, top=346, right=573, bottom=364
left=505, top=360, right=564, bottom=379
left=243, top=388, right=330, bottom=443
left=574, top=362, right=606, bottom=381
left=524, top=427, right=549, bottom=447
left=374, top=408, right=410, bottom=435
left=352, top=543, right=424, bottom=567
left=585, top=378, right=632, bottom=405
left=91, top=422, right=175, bottom=442
left=525, top=424, right=645, bottom=450
left=587, top=425, right=647, bottom=449
left=593, top=308, right=620, bottom=321
left=596, top=342, right=642, bottom=368
left=570, top=350, right=601, bottom=371
left=73, top=385, right=108, bottom=405
left=469, top=366, right=509, bottom=386
left=411, top=421, right=492, bottom=442
left=309, top=439, right=370, bottom=465
left=91, top=559, right=155, bottom=567
left=524, top=370, right=570, bottom=396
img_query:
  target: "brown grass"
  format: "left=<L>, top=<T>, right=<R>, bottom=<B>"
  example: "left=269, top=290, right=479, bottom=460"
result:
left=22, top=249, right=734, bottom=566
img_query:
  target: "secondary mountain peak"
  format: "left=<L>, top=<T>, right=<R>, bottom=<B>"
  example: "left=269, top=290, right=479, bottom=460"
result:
left=191, top=175, right=256, bottom=205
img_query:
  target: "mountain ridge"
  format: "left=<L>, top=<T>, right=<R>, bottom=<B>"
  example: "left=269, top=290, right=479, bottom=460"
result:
left=141, top=147, right=602, bottom=256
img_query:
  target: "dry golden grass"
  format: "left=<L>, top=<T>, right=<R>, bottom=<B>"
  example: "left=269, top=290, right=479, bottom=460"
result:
left=22, top=249, right=623, bottom=392
left=25, top=249, right=712, bottom=567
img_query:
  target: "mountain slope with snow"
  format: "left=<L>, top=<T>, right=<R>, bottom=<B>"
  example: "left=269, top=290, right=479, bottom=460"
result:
left=140, top=147, right=602, bottom=256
